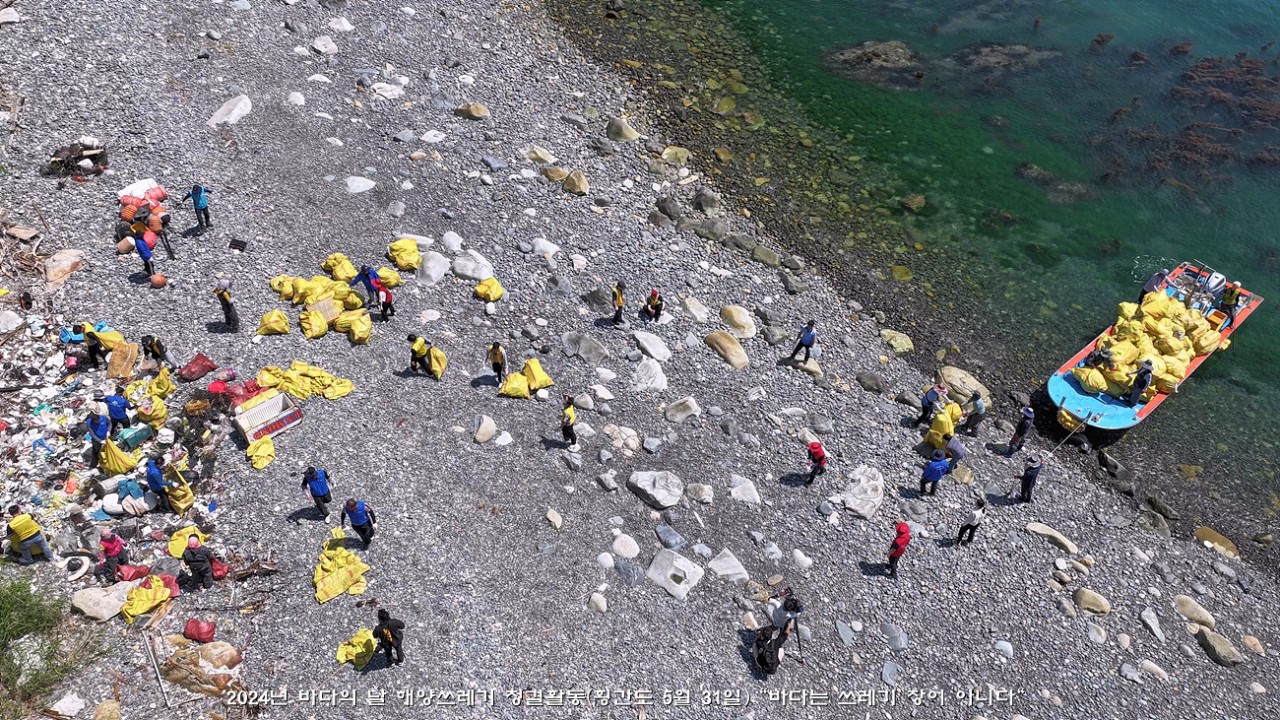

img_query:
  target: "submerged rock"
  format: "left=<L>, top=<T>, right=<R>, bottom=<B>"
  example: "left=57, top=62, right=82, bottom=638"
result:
left=825, top=41, right=923, bottom=87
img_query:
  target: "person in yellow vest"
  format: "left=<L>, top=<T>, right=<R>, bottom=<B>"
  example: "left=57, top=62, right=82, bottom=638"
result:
left=213, top=274, right=239, bottom=333
left=612, top=281, right=626, bottom=324
left=488, top=341, right=506, bottom=382
left=1219, top=281, right=1243, bottom=324
left=7, top=504, right=56, bottom=565
left=561, top=395, right=579, bottom=451
left=407, top=335, right=430, bottom=374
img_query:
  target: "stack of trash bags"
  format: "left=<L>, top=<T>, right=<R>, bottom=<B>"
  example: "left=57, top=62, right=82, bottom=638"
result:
left=387, top=237, right=421, bottom=271
left=256, top=362, right=354, bottom=401
left=262, top=253, right=403, bottom=344
left=314, top=528, right=370, bottom=603
left=498, top=359, right=555, bottom=399
left=1072, top=293, right=1230, bottom=400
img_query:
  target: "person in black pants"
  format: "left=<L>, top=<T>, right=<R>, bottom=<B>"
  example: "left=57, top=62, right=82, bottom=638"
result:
left=340, top=499, right=377, bottom=548
left=84, top=331, right=108, bottom=369
left=561, top=396, right=578, bottom=450
left=1019, top=458, right=1042, bottom=503
left=956, top=498, right=985, bottom=546
left=488, top=342, right=506, bottom=382
left=181, top=536, right=215, bottom=590
left=301, top=467, right=333, bottom=517
left=373, top=609, right=405, bottom=666
left=1006, top=407, right=1033, bottom=456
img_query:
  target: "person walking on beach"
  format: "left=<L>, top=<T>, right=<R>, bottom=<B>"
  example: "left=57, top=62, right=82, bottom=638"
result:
left=340, top=498, right=378, bottom=549
left=181, top=535, right=215, bottom=591
left=644, top=289, right=665, bottom=322
left=97, top=528, right=129, bottom=582
left=920, top=449, right=949, bottom=496
left=104, top=386, right=133, bottom=435
left=611, top=281, right=626, bottom=325
left=7, top=504, right=56, bottom=565
left=1018, top=457, right=1042, bottom=503
left=302, top=466, right=333, bottom=518
left=1006, top=407, right=1033, bottom=455
left=182, top=181, right=213, bottom=230
left=407, top=335, right=430, bottom=374
left=914, top=384, right=948, bottom=427
left=561, top=395, right=579, bottom=451
left=956, top=498, right=986, bottom=546
left=488, top=341, right=506, bottom=382
left=140, top=335, right=180, bottom=369
left=887, top=521, right=911, bottom=579
left=1127, top=359, right=1154, bottom=407
left=804, top=441, right=827, bottom=486
left=943, top=433, right=968, bottom=473
left=1138, top=268, right=1168, bottom=304
left=373, top=279, right=395, bottom=321
left=86, top=406, right=110, bottom=468
left=133, top=233, right=156, bottom=278
left=962, top=393, right=987, bottom=435
left=787, top=320, right=818, bottom=364
left=213, top=274, right=239, bottom=333
left=351, top=265, right=382, bottom=307
left=373, top=609, right=406, bottom=666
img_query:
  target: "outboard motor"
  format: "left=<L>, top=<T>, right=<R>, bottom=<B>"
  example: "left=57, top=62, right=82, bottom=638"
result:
left=1204, top=271, right=1227, bottom=297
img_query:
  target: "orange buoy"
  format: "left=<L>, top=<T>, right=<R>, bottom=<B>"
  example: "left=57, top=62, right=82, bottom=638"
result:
left=144, top=186, right=169, bottom=203
left=150, top=274, right=167, bottom=288
left=142, top=230, right=159, bottom=249
left=120, top=204, right=139, bottom=221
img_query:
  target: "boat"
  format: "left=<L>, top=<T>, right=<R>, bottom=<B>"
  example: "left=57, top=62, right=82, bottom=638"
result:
left=1048, top=261, right=1264, bottom=431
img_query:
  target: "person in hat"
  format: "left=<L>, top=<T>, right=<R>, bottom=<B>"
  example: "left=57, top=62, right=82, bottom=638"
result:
left=181, top=535, right=216, bottom=590
left=956, top=498, right=986, bottom=546
left=787, top=320, right=818, bottom=364
left=1007, top=407, right=1034, bottom=456
left=373, top=278, right=395, bottom=321
left=373, top=609, right=406, bottom=666
left=350, top=265, right=382, bottom=307
left=7, top=504, right=56, bottom=565
left=340, top=498, right=378, bottom=549
left=182, top=181, right=213, bottom=229
left=643, top=289, right=665, bottom=322
left=97, top=528, right=129, bottom=582
left=1127, top=359, right=1154, bottom=407
left=805, top=441, right=827, bottom=486
left=213, top=274, right=239, bottom=333
left=561, top=395, right=579, bottom=451
left=406, top=335, right=430, bottom=374
left=1083, top=344, right=1114, bottom=369
left=914, top=384, right=949, bottom=427
left=140, top=335, right=180, bottom=369
left=611, top=281, right=626, bottom=324
left=86, top=404, right=110, bottom=468
left=104, top=385, right=134, bottom=435
left=1219, top=280, right=1244, bottom=324
left=1019, top=457, right=1043, bottom=503
left=1139, top=268, right=1168, bottom=304
left=920, top=449, right=950, bottom=496
left=887, top=521, right=911, bottom=579
left=487, top=341, right=506, bottom=382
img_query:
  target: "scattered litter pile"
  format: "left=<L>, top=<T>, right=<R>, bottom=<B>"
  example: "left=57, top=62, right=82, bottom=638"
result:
left=44, top=135, right=109, bottom=178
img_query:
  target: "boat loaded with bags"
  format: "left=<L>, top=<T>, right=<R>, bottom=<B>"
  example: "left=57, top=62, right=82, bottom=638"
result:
left=1048, top=262, right=1263, bottom=431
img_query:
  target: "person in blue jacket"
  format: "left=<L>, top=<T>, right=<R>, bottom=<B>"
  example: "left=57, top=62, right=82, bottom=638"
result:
left=350, top=265, right=382, bottom=307
left=340, top=498, right=377, bottom=549
left=86, top=409, right=110, bottom=468
left=145, top=456, right=172, bottom=512
left=104, top=386, right=133, bottom=434
left=133, top=234, right=155, bottom=277
left=919, top=449, right=950, bottom=497
left=182, top=182, right=212, bottom=229
left=787, top=320, right=818, bottom=363
left=301, top=466, right=333, bottom=517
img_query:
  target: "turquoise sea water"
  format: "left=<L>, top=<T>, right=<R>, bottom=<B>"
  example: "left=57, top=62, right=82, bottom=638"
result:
left=689, top=0, right=1280, bottom=526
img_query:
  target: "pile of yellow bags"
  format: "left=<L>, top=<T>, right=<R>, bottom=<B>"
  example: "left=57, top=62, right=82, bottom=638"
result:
left=924, top=402, right=962, bottom=449
left=1071, top=293, right=1229, bottom=400
left=270, top=274, right=364, bottom=310
left=256, top=362, right=355, bottom=401
left=321, top=253, right=358, bottom=282
left=499, top=359, right=555, bottom=399
left=314, top=529, right=370, bottom=603
left=388, top=238, right=421, bottom=270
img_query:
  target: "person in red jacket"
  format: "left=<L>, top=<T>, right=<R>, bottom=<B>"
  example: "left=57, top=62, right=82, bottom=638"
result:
left=887, top=522, right=911, bottom=579
left=372, top=278, right=395, bottom=322
left=805, top=441, right=827, bottom=486
left=98, top=528, right=129, bottom=582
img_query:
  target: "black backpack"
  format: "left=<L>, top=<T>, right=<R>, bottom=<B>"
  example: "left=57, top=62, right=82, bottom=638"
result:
left=755, top=627, right=784, bottom=675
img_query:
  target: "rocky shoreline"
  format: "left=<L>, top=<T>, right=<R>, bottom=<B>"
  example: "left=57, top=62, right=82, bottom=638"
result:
left=1, top=1, right=1278, bottom=719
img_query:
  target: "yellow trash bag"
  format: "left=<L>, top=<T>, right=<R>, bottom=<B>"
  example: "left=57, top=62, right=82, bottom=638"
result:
left=924, top=402, right=962, bottom=449
left=121, top=576, right=173, bottom=625
left=342, top=292, right=365, bottom=310
left=522, top=359, right=554, bottom=391
left=334, top=309, right=367, bottom=333
left=1142, top=315, right=1173, bottom=338
left=270, top=275, right=291, bottom=294
left=99, top=439, right=138, bottom=476
left=336, top=628, right=377, bottom=670
left=314, top=528, right=371, bottom=603
left=323, top=377, right=355, bottom=400
left=302, top=283, right=335, bottom=307
left=1137, top=354, right=1167, bottom=376
left=1112, top=319, right=1144, bottom=342
left=348, top=313, right=372, bottom=345
left=376, top=267, right=402, bottom=287
left=93, top=330, right=127, bottom=351
left=1071, top=367, right=1107, bottom=394
left=135, top=395, right=168, bottom=430
left=475, top=277, right=505, bottom=302
left=322, top=253, right=358, bottom=282
left=1107, top=341, right=1140, bottom=366
left=1153, top=372, right=1180, bottom=393
left=257, top=309, right=290, bottom=335
left=300, top=311, right=329, bottom=339
left=166, top=470, right=196, bottom=515
left=1163, top=355, right=1189, bottom=380
left=388, top=237, right=422, bottom=271
left=287, top=279, right=315, bottom=306
left=427, top=346, right=447, bottom=379
left=147, top=367, right=175, bottom=400
left=246, top=436, right=275, bottom=469
left=168, top=525, right=209, bottom=558
left=1192, top=329, right=1221, bottom=355
left=1115, top=302, right=1139, bottom=321
left=499, top=372, right=530, bottom=398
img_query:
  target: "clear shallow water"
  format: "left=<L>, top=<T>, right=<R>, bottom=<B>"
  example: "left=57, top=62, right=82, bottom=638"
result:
left=694, top=0, right=1280, bottom=519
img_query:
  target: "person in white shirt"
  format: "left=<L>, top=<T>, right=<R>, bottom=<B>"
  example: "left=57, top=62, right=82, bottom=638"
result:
left=957, top=498, right=986, bottom=546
